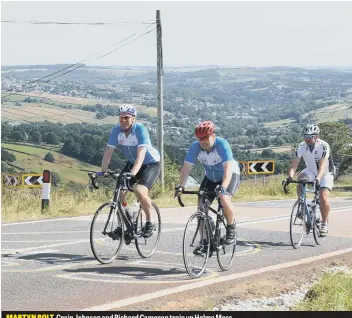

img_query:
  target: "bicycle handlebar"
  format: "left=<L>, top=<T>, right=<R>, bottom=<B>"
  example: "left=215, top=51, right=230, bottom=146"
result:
left=282, top=179, right=317, bottom=195
left=88, top=171, right=135, bottom=191
left=176, top=189, right=217, bottom=207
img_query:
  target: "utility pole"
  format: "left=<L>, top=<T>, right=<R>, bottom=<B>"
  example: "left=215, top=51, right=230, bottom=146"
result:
left=156, top=10, right=164, bottom=189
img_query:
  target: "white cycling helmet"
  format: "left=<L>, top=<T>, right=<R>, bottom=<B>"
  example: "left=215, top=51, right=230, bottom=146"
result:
left=303, top=124, right=320, bottom=135
left=118, top=104, right=137, bottom=117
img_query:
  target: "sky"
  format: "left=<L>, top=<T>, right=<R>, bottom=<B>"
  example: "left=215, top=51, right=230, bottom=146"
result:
left=1, top=0, right=352, bottom=67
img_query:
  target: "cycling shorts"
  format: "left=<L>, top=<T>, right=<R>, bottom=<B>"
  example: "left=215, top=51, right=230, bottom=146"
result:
left=121, top=161, right=160, bottom=189
left=199, top=173, right=240, bottom=203
left=298, top=168, right=334, bottom=191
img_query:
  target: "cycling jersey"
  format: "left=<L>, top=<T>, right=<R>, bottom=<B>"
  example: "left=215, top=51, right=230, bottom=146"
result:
left=107, top=123, right=160, bottom=164
left=295, top=138, right=334, bottom=176
left=185, top=137, right=240, bottom=182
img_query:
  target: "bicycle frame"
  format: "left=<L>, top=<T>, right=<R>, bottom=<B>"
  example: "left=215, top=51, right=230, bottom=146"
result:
left=298, top=182, right=319, bottom=231
left=182, top=190, right=224, bottom=252
left=90, top=171, right=137, bottom=238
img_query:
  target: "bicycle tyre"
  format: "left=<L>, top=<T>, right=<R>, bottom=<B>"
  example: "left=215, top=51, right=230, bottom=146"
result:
left=312, top=205, right=326, bottom=245
left=90, top=202, right=123, bottom=264
left=183, top=212, right=211, bottom=279
left=216, top=216, right=236, bottom=271
left=289, top=200, right=305, bottom=249
left=135, top=202, right=161, bottom=258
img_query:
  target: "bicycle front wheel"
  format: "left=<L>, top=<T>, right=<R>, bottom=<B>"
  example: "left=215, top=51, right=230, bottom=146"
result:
left=135, top=202, right=161, bottom=258
left=216, top=217, right=236, bottom=271
left=290, top=200, right=305, bottom=249
left=312, top=206, right=325, bottom=245
left=183, top=212, right=211, bottom=279
left=90, top=202, right=123, bottom=264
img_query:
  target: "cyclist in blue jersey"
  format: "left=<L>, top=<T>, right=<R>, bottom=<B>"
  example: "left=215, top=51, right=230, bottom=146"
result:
left=175, top=121, right=241, bottom=249
left=100, top=105, right=160, bottom=237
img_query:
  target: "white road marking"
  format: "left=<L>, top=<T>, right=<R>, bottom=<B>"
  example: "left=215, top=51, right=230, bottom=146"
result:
left=82, top=247, right=352, bottom=311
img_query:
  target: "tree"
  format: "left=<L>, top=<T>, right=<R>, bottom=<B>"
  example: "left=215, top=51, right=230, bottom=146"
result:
left=10, top=131, right=25, bottom=141
left=319, top=122, right=352, bottom=180
left=30, top=130, right=42, bottom=143
left=46, top=132, right=60, bottom=145
left=1, top=149, right=16, bottom=162
left=96, top=112, right=107, bottom=119
left=1, top=122, right=12, bottom=139
left=44, top=152, right=55, bottom=163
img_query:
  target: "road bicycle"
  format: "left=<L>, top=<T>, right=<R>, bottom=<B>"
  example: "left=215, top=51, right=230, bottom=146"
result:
left=88, top=171, right=161, bottom=263
left=283, top=179, right=325, bottom=249
left=177, top=189, right=236, bottom=278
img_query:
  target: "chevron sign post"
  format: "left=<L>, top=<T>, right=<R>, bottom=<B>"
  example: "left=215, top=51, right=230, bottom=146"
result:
left=3, top=174, right=20, bottom=187
left=22, top=174, right=43, bottom=188
left=247, top=160, right=275, bottom=175
left=238, top=161, right=247, bottom=174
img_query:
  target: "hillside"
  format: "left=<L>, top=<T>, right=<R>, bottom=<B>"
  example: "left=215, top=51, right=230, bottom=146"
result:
left=1, top=143, right=100, bottom=184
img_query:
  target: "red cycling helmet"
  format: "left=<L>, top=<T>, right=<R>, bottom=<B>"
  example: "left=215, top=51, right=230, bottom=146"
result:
left=194, top=121, right=215, bottom=138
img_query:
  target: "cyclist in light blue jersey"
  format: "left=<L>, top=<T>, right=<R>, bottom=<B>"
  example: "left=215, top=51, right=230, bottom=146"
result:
left=175, top=121, right=240, bottom=247
left=100, top=105, right=160, bottom=237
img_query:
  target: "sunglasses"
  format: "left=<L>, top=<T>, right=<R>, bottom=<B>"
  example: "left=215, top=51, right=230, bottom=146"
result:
left=303, top=134, right=316, bottom=139
left=120, top=116, right=133, bottom=120
left=197, top=135, right=212, bottom=141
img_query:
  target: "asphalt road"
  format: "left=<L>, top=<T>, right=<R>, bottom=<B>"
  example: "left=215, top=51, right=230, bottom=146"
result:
left=2, top=197, right=352, bottom=310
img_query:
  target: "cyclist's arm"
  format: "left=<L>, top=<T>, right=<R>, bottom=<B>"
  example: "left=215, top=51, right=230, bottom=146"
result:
left=317, top=141, right=330, bottom=180
left=288, top=157, right=301, bottom=178
left=317, top=157, right=328, bottom=180
left=130, top=146, right=147, bottom=176
left=101, top=146, right=115, bottom=172
left=179, top=162, right=193, bottom=187
left=221, top=161, right=233, bottom=189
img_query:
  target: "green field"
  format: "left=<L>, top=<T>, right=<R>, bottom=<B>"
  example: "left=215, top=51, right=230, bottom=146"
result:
left=303, top=102, right=352, bottom=122
left=2, top=92, right=158, bottom=124
left=264, top=118, right=296, bottom=128
left=2, top=143, right=100, bottom=184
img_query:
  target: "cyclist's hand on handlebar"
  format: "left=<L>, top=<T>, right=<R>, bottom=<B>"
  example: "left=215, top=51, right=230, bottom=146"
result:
left=282, top=176, right=293, bottom=187
left=215, top=185, right=227, bottom=198
left=314, top=177, right=320, bottom=189
left=174, top=185, right=184, bottom=198
left=96, top=171, right=105, bottom=177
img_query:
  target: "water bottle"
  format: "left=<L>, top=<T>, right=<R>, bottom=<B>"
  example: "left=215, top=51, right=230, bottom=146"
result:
left=131, top=200, right=139, bottom=223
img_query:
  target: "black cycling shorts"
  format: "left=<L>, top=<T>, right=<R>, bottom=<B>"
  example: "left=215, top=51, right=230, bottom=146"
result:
left=121, top=161, right=160, bottom=189
left=199, top=174, right=240, bottom=203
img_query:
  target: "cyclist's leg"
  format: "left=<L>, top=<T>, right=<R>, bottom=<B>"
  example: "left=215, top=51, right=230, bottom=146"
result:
left=193, top=177, right=215, bottom=254
left=120, top=161, right=135, bottom=204
left=221, top=173, right=240, bottom=244
left=319, top=174, right=333, bottom=235
left=134, top=162, right=160, bottom=236
left=297, top=168, right=314, bottom=197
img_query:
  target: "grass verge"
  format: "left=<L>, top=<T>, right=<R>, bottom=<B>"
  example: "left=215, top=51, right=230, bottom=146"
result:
left=293, top=270, right=352, bottom=311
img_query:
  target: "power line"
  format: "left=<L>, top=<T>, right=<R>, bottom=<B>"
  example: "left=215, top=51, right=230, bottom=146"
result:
left=2, top=23, right=155, bottom=97
left=2, top=19, right=155, bottom=25
left=1, top=33, right=139, bottom=97
left=97, top=27, right=156, bottom=59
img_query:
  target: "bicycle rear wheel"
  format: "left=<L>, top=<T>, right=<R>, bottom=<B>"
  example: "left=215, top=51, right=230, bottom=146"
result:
left=135, top=202, right=161, bottom=258
left=216, top=216, right=236, bottom=271
left=290, top=200, right=305, bottom=249
left=183, top=212, right=211, bottom=279
left=312, top=206, right=326, bottom=245
left=90, top=202, right=123, bottom=264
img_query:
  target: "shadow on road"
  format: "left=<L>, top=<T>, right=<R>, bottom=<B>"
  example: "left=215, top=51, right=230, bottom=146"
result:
left=1, top=252, right=94, bottom=265
left=62, top=264, right=186, bottom=280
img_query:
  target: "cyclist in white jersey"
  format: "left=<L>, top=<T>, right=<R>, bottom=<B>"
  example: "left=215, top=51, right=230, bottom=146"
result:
left=100, top=105, right=160, bottom=237
left=175, top=121, right=241, bottom=248
left=283, top=124, right=334, bottom=236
